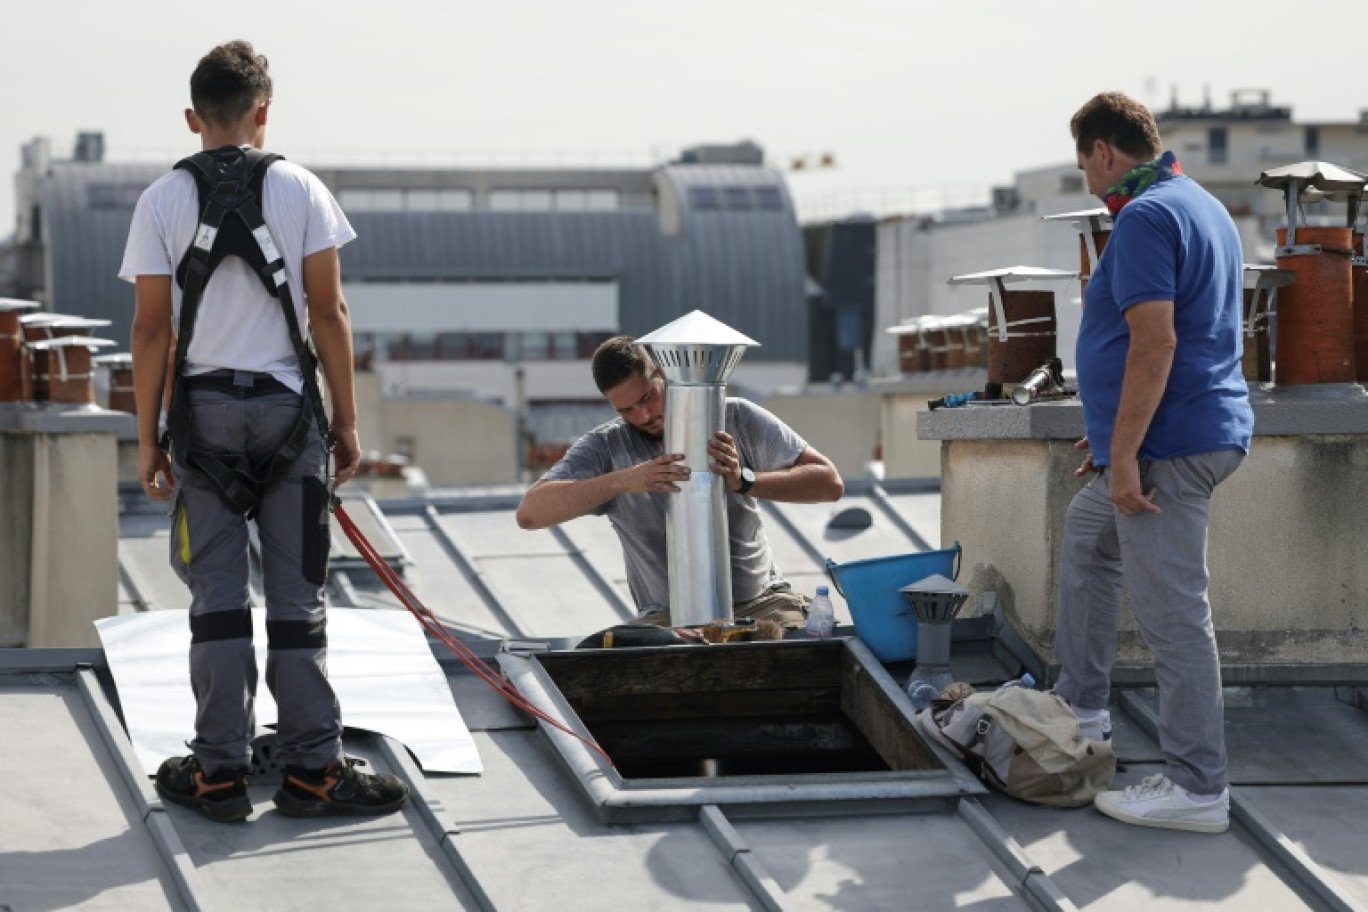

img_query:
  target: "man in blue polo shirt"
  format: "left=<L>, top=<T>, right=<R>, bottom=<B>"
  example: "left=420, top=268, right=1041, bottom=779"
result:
left=1054, top=92, right=1253, bottom=834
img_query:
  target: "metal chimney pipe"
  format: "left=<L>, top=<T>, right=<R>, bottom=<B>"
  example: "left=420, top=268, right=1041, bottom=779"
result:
left=638, top=311, right=757, bottom=627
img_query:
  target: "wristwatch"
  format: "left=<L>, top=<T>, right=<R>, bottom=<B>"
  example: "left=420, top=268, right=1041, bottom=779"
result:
left=737, top=465, right=756, bottom=495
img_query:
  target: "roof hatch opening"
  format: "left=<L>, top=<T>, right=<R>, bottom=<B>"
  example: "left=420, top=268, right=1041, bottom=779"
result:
left=500, top=638, right=983, bottom=823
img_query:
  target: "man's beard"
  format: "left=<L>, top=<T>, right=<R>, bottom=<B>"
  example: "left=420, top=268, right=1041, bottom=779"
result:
left=628, top=419, right=664, bottom=443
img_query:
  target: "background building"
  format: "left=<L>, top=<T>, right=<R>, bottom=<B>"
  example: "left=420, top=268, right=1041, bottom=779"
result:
left=867, top=91, right=1368, bottom=378
left=8, top=136, right=814, bottom=477
left=802, top=214, right=876, bottom=384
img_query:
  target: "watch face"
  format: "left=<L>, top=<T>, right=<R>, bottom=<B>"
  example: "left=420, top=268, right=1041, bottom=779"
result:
left=741, top=467, right=756, bottom=484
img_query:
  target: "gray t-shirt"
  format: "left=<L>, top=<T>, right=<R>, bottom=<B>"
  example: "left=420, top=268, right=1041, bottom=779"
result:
left=542, top=398, right=807, bottom=613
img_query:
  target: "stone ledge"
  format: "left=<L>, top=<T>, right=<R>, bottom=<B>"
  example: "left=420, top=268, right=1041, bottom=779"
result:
left=918, top=383, right=1368, bottom=441
left=0, top=403, right=133, bottom=434
left=918, top=398, right=1083, bottom=440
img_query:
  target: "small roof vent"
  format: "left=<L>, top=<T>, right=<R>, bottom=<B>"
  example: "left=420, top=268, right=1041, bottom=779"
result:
left=638, top=310, right=758, bottom=386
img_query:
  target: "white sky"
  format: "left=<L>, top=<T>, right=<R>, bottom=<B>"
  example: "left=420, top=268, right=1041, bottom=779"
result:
left=3, top=0, right=1365, bottom=231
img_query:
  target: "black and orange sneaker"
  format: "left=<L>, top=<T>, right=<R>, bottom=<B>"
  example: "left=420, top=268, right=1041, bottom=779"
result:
left=272, top=757, right=409, bottom=818
left=155, top=756, right=252, bottom=822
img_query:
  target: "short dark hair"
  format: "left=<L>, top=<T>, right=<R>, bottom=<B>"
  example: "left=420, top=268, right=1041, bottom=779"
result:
left=190, top=40, right=272, bottom=128
left=1071, top=92, right=1162, bottom=159
left=591, top=336, right=651, bottom=393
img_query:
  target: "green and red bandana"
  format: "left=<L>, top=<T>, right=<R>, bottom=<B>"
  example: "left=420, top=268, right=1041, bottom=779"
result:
left=1103, top=150, right=1183, bottom=215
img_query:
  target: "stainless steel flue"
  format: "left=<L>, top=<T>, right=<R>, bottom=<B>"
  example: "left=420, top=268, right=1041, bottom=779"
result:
left=638, top=310, right=758, bottom=626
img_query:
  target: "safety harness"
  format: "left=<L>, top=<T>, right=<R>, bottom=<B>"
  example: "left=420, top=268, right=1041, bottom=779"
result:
left=163, top=145, right=335, bottom=518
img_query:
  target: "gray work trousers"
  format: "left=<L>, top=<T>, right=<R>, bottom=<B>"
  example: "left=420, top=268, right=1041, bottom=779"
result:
left=1053, top=449, right=1244, bottom=796
left=170, top=380, right=342, bottom=777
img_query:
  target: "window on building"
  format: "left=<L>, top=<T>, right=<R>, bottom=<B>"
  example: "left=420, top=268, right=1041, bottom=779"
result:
left=87, top=183, right=145, bottom=209
left=553, top=189, right=620, bottom=211
left=470, top=332, right=505, bottom=359
left=370, top=189, right=405, bottom=211
left=552, top=331, right=577, bottom=358
left=1305, top=127, right=1320, bottom=158
left=406, top=189, right=474, bottom=211
left=753, top=186, right=784, bottom=211
left=576, top=331, right=613, bottom=358
left=1060, top=175, right=1084, bottom=194
left=723, top=187, right=753, bottom=211
left=490, top=189, right=554, bottom=211
left=689, top=187, right=722, bottom=211
left=342, top=188, right=473, bottom=212
left=1208, top=127, right=1228, bottom=165
left=364, top=329, right=610, bottom=362
left=392, top=332, right=438, bottom=359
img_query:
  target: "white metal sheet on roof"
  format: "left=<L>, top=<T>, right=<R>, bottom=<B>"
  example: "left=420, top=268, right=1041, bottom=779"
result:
left=97, top=608, right=481, bottom=774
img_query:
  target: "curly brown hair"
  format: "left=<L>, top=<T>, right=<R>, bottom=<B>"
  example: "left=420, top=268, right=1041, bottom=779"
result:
left=1070, top=92, right=1162, bottom=159
left=190, top=40, right=272, bottom=128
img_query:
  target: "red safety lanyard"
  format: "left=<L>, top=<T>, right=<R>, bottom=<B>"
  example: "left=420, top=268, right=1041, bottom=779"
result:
left=330, top=499, right=612, bottom=764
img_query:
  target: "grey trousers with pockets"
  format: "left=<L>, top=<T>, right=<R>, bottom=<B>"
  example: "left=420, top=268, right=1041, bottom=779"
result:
left=170, top=380, right=343, bottom=777
left=1053, top=449, right=1244, bottom=796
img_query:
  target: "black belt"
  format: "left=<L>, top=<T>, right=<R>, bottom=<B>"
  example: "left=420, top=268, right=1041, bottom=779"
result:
left=183, top=369, right=297, bottom=397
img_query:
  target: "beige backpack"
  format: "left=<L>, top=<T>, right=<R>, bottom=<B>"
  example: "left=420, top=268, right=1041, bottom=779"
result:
left=921, top=687, right=1116, bottom=807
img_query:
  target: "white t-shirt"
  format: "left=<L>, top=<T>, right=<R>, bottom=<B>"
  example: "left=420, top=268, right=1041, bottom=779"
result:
left=118, top=154, right=356, bottom=391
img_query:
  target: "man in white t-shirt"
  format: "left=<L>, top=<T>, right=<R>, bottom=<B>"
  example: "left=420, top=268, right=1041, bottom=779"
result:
left=119, top=40, right=406, bottom=823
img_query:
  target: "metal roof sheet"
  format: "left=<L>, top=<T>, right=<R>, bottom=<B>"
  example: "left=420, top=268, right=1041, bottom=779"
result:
left=3, top=482, right=1367, bottom=910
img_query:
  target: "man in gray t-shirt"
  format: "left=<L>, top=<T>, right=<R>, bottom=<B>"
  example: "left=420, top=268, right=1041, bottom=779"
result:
left=516, top=336, right=844, bottom=627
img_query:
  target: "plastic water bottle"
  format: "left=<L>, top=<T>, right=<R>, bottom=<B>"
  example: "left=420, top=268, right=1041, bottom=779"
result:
left=806, top=586, right=835, bottom=638
left=1000, top=672, right=1036, bottom=690
left=906, top=679, right=939, bottom=712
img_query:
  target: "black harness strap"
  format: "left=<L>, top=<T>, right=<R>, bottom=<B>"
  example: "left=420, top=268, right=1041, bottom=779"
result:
left=190, top=607, right=254, bottom=645
left=164, top=146, right=334, bottom=518
left=266, top=617, right=328, bottom=651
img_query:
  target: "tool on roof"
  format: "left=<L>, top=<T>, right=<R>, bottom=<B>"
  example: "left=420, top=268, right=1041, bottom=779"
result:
left=1011, top=357, right=1069, bottom=406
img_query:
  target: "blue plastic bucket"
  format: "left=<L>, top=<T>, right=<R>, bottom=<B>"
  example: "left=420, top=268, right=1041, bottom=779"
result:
left=825, top=542, right=962, bottom=663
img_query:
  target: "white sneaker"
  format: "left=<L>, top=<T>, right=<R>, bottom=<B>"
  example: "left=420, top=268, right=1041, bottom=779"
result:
left=1094, top=774, right=1230, bottom=834
left=1077, top=709, right=1112, bottom=741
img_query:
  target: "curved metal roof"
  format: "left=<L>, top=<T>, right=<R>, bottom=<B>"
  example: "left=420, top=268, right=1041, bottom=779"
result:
left=37, top=160, right=808, bottom=360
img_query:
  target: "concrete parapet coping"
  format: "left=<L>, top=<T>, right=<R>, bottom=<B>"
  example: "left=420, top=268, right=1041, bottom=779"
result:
left=918, top=398, right=1083, bottom=440
left=1245, top=382, right=1368, bottom=434
left=2, top=403, right=134, bottom=434
left=919, top=382, right=1368, bottom=441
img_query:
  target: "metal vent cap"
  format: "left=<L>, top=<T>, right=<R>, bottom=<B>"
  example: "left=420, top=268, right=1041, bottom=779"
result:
left=639, top=310, right=759, bottom=385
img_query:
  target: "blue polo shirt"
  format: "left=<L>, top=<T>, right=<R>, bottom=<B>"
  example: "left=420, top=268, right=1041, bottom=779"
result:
left=1077, top=174, right=1253, bottom=465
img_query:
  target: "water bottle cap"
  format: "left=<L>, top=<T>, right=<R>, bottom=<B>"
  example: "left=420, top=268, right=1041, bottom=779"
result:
left=816, top=586, right=829, bottom=596
left=1020, top=672, right=1036, bottom=688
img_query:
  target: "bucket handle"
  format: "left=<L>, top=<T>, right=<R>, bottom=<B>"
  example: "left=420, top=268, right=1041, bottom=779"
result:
left=824, top=541, right=962, bottom=599
left=824, top=557, right=847, bottom=599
